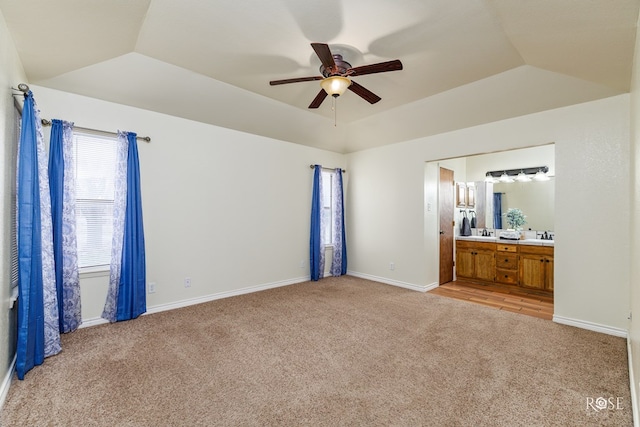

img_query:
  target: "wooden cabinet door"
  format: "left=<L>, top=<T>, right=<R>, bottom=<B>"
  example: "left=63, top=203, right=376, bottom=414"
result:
left=545, top=258, right=554, bottom=291
left=474, top=250, right=496, bottom=281
left=456, top=248, right=475, bottom=278
left=519, top=254, right=546, bottom=289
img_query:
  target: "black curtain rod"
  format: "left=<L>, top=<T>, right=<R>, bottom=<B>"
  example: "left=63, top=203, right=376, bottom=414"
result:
left=309, top=164, right=347, bottom=173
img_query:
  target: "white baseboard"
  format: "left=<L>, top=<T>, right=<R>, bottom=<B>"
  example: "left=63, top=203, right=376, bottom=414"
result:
left=0, top=354, right=16, bottom=413
left=628, top=337, right=639, bottom=427
left=552, top=315, right=628, bottom=338
left=80, top=276, right=310, bottom=328
left=347, top=271, right=435, bottom=293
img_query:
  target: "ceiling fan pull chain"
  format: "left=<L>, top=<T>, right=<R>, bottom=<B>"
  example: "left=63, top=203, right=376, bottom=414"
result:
left=332, top=96, right=337, bottom=127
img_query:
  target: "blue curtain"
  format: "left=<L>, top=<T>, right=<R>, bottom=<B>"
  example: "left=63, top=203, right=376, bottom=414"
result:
left=16, top=91, right=61, bottom=379
left=310, top=165, right=323, bottom=281
left=330, top=168, right=347, bottom=276
left=48, top=119, right=81, bottom=333
left=116, top=132, right=147, bottom=321
left=102, top=132, right=146, bottom=322
left=493, top=193, right=503, bottom=229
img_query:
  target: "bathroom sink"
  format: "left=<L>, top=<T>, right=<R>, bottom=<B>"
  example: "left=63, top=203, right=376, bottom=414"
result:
left=460, top=236, right=496, bottom=241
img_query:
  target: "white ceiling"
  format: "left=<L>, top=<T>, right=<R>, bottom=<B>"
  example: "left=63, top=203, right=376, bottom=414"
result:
left=1, top=0, right=638, bottom=153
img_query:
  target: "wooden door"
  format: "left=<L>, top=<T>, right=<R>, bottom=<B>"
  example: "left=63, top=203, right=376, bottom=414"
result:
left=439, top=168, right=454, bottom=284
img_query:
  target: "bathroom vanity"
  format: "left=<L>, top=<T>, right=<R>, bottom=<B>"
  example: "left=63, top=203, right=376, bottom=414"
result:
left=455, top=237, right=554, bottom=293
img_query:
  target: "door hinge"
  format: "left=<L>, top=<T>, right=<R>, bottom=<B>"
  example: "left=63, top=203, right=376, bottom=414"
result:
left=452, top=221, right=455, bottom=227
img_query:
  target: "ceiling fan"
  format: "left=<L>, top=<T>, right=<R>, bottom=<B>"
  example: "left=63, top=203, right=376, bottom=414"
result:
left=269, top=43, right=403, bottom=109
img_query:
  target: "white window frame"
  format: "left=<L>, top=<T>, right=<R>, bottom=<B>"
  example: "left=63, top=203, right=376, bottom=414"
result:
left=322, top=170, right=334, bottom=248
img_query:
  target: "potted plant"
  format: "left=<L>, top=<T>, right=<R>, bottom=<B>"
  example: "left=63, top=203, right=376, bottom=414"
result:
left=504, top=208, right=527, bottom=231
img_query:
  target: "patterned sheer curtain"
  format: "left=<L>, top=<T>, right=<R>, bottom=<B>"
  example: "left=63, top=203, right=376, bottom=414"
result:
left=310, top=165, right=325, bottom=281
left=330, top=168, right=347, bottom=276
left=48, top=119, right=81, bottom=333
left=15, top=91, right=61, bottom=380
left=102, top=131, right=147, bottom=322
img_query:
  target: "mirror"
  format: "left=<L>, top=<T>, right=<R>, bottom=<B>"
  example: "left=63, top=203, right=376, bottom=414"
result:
left=440, top=144, right=555, bottom=233
left=493, top=178, right=555, bottom=231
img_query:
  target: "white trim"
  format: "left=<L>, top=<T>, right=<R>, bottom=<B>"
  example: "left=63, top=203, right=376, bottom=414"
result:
left=79, top=265, right=109, bottom=279
left=8, top=286, right=18, bottom=309
left=347, top=271, right=435, bottom=293
left=628, top=336, right=639, bottom=427
left=79, top=276, right=309, bottom=329
left=0, top=354, right=16, bottom=413
left=552, top=315, right=628, bottom=338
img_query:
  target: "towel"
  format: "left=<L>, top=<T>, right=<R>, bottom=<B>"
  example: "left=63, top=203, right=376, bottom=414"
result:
left=461, top=214, right=472, bottom=236
left=470, top=211, right=476, bottom=228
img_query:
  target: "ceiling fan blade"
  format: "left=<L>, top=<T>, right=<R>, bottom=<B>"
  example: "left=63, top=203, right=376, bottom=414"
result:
left=311, top=43, right=336, bottom=70
left=348, top=81, right=381, bottom=104
left=348, top=59, right=403, bottom=77
left=270, top=76, right=323, bottom=85
left=308, top=89, right=328, bottom=109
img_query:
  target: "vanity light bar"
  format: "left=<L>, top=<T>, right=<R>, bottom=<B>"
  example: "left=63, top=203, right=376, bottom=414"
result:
left=485, top=166, right=549, bottom=179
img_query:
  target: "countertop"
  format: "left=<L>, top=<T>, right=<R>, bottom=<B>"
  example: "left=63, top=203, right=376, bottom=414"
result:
left=456, top=236, right=554, bottom=247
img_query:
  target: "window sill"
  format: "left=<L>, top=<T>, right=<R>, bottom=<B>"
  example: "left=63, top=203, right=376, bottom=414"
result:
left=9, top=286, right=18, bottom=309
left=80, top=265, right=110, bottom=278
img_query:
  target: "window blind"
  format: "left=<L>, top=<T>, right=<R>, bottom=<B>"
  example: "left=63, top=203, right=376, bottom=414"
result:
left=74, top=132, right=117, bottom=268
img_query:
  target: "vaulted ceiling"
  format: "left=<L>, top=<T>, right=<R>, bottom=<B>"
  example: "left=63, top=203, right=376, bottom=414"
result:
left=1, top=0, right=638, bottom=153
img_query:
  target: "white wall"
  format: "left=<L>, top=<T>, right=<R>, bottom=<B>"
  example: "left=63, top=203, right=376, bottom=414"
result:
left=347, top=95, right=630, bottom=333
left=628, top=8, right=640, bottom=421
left=32, top=86, right=345, bottom=322
left=0, top=10, right=26, bottom=401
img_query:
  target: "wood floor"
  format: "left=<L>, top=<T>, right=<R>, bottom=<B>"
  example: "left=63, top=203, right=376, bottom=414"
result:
left=429, top=281, right=554, bottom=320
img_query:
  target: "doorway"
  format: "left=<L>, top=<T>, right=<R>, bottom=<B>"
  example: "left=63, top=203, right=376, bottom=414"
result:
left=438, top=167, right=454, bottom=284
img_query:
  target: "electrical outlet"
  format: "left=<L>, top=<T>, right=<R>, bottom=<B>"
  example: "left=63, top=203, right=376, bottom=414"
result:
left=300, top=260, right=305, bottom=269
left=148, top=282, right=156, bottom=294
left=390, top=262, right=395, bottom=271
left=184, top=277, right=191, bottom=288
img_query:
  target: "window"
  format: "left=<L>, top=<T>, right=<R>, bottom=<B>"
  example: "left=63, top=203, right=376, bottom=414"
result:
left=322, top=170, right=333, bottom=245
left=74, top=132, right=118, bottom=268
left=9, top=98, right=21, bottom=290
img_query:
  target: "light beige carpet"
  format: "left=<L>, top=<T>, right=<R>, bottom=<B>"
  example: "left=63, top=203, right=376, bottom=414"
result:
left=0, top=276, right=632, bottom=426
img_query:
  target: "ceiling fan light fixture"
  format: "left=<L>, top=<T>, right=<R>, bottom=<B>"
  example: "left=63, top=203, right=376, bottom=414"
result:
left=321, top=76, right=351, bottom=97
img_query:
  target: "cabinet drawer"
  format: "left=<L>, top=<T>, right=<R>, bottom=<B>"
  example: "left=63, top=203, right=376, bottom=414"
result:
left=456, top=240, right=496, bottom=251
left=496, top=254, right=518, bottom=269
left=496, top=243, right=518, bottom=253
left=496, top=268, right=519, bottom=284
left=519, top=245, right=554, bottom=256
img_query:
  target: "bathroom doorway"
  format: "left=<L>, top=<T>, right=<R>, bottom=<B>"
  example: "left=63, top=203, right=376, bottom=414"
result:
left=439, top=167, right=454, bottom=284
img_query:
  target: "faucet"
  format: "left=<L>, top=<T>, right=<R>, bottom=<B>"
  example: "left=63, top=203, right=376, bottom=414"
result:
left=543, top=231, right=548, bottom=240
